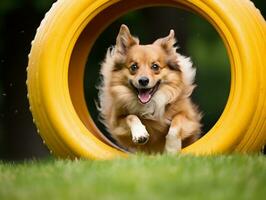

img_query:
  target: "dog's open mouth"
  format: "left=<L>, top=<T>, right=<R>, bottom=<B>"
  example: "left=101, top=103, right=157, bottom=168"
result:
left=130, top=81, right=161, bottom=104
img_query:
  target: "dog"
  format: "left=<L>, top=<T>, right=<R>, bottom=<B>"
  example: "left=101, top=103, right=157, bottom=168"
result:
left=98, top=24, right=202, bottom=154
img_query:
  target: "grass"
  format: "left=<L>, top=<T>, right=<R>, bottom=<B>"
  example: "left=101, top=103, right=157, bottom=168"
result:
left=0, top=154, right=265, bottom=200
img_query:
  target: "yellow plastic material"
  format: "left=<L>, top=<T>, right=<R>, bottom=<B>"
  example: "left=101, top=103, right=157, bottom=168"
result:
left=27, top=0, right=266, bottom=159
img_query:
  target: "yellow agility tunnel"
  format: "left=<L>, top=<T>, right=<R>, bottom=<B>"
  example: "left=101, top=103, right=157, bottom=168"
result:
left=27, top=0, right=266, bottom=159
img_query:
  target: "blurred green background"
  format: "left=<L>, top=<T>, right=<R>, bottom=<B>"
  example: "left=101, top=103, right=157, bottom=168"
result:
left=0, top=0, right=265, bottom=160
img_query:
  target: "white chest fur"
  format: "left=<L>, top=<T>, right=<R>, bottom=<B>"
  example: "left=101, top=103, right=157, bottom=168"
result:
left=126, top=90, right=168, bottom=121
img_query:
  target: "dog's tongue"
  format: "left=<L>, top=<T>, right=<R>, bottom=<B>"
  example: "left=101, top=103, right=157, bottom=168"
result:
left=138, top=90, right=151, bottom=104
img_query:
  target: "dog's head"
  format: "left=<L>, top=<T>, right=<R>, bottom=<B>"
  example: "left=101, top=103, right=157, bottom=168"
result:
left=110, top=24, right=194, bottom=106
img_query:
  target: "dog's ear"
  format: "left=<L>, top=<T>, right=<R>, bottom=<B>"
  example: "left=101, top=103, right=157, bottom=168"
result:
left=116, top=24, right=139, bottom=54
left=153, top=29, right=176, bottom=52
left=167, top=55, right=180, bottom=71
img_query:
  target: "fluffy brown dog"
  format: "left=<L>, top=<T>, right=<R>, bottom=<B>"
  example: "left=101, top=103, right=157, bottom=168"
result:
left=98, top=24, right=202, bottom=154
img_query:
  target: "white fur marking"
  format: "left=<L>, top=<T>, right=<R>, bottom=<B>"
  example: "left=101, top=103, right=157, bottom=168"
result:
left=177, top=54, right=196, bottom=85
left=124, top=91, right=168, bottom=122
left=130, top=119, right=149, bottom=144
left=153, top=91, right=168, bottom=119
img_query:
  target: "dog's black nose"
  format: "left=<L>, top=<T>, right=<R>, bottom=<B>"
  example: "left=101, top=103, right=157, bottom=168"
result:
left=138, top=77, right=149, bottom=87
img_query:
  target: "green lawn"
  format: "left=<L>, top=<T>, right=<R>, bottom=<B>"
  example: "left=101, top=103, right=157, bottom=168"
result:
left=0, top=154, right=265, bottom=200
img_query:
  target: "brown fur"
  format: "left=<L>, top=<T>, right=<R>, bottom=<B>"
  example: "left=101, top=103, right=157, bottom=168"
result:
left=98, top=25, right=202, bottom=154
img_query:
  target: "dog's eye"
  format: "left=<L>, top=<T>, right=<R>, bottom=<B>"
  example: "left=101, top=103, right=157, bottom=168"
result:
left=130, top=63, right=138, bottom=72
left=151, top=63, right=160, bottom=71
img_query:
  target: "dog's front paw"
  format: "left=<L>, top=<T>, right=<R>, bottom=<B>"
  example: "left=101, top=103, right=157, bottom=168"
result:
left=164, top=145, right=181, bottom=154
left=133, top=134, right=149, bottom=145
left=131, top=124, right=149, bottom=145
left=164, top=129, right=182, bottom=154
